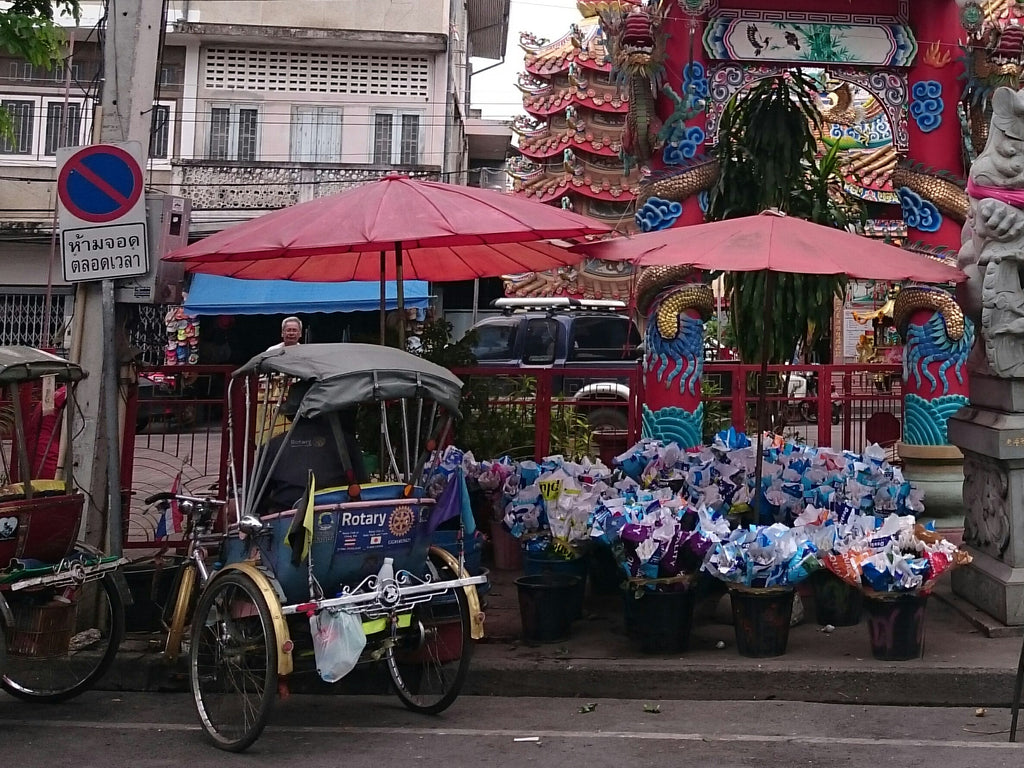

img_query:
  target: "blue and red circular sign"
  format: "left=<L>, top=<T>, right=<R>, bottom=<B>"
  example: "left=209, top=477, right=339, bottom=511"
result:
left=57, top=144, right=143, bottom=224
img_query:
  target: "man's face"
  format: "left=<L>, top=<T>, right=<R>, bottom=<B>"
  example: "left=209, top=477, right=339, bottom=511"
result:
left=282, top=321, right=302, bottom=346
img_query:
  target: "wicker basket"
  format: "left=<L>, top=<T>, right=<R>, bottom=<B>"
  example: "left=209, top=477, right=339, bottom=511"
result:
left=8, top=600, right=78, bottom=658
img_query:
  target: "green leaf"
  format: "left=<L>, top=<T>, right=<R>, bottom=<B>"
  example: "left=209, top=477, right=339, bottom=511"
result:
left=578, top=702, right=598, bottom=714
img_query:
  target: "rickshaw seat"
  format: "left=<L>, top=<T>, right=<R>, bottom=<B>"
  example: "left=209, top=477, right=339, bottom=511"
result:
left=0, top=479, right=67, bottom=502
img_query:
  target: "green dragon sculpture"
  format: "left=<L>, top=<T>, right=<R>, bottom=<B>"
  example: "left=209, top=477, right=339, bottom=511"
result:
left=597, top=0, right=668, bottom=174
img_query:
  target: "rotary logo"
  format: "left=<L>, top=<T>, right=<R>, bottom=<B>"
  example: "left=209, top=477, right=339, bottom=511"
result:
left=388, top=505, right=415, bottom=537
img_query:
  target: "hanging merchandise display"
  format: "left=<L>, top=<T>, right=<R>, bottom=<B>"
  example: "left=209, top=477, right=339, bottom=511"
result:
left=164, top=306, right=199, bottom=365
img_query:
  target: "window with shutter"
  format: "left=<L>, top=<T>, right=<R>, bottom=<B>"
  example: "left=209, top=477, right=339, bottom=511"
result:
left=290, top=106, right=341, bottom=162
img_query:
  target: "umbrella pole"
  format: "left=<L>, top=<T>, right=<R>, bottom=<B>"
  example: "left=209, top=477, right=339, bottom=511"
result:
left=380, top=251, right=387, bottom=345
left=751, top=270, right=776, bottom=522
left=395, top=242, right=406, bottom=351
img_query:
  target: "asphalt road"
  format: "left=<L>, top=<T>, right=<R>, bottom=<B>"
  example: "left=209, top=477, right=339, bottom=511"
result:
left=3, top=692, right=1023, bottom=767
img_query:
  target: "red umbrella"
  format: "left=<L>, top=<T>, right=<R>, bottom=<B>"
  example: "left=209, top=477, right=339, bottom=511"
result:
left=573, top=210, right=966, bottom=284
left=165, top=174, right=609, bottom=280
left=573, top=210, right=967, bottom=515
left=166, top=175, right=608, bottom=344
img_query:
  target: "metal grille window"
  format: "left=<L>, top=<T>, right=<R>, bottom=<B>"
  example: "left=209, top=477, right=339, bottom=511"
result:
left=0, top=100, right=33, bottom=154
left=290, top=105, right=342, bottom=162
left=203, top=48, right=430, bottom=98
left=150, top=104, right=170, bottom=159
left=0, top=292, right=71, bottom=351
left=400, top=114, right=419, bottom=165
left=237, top=108, right=258, bottom=161
left=373, top=111, right=421, bottom=166
left=44, top=102, right=81, bottom=155
left=373, top=113, right=393, bottom=164
left=209, top=107, right=230, bottom=159
left=208, top=105, right=257, bottom=161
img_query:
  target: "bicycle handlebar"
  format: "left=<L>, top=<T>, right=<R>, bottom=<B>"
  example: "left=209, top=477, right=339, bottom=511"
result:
left=144, top=491, right=227, bottom=506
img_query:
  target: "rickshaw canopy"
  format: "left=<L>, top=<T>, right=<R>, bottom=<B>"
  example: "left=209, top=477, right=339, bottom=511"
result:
left=0, top=346, right=85, bottom=385
left=234, top=343, right=463, bottom=417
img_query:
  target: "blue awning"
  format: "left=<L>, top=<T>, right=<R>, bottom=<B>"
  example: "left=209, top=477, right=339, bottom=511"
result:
left=184, top=274, right=430, bottom=316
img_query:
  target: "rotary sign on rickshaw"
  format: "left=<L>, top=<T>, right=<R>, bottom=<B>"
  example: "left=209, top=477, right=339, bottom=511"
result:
left=57, top=141, right=149, bottom=282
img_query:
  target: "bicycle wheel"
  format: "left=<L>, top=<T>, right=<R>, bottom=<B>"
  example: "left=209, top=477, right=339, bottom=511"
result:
left=190, top=571, right=277, bottom=752
left=164, top=561, right=197, bottom=662
left=387, top=551, right=472, bottom=714
left=1, top=574, right=124, bottom=703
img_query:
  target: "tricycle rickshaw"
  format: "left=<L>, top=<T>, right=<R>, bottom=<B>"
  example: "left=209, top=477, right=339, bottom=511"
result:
left=0, top=346, right=127, bottom=702
left=190, top=343, right=486, bottom=751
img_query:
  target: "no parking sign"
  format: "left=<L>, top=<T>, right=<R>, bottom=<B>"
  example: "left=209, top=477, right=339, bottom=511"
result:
left=57, top=141, right=150, bottom=282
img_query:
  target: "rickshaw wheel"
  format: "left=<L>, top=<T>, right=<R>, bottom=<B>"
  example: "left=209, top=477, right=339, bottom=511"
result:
left=1, top=574, right=124, bottom=703
left=189, top=571, right=277, bottom=752
left=386, top=550, right=472, bottom=714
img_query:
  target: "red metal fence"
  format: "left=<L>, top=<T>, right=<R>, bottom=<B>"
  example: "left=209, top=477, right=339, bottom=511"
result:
left=450, top=361, right=903, bottom=461
left=122, top=365, right=233, bottom=551
left=119, top=360, right=905, bottom=548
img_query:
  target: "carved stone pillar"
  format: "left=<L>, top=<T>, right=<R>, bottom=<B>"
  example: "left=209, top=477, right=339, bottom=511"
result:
left=948, top=380, right=1024, bottom=624
left=949, top=86, right=1024, bottom=625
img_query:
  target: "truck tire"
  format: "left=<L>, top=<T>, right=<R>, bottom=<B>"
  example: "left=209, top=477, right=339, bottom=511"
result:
left=586, top=407, right=628, bottom=433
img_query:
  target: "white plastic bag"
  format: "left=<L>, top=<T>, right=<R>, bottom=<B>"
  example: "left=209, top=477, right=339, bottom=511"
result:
left=310, top=608, right=366, bottom=683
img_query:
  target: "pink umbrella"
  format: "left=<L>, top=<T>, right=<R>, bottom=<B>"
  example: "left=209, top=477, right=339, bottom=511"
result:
left=573, top=210, right=967, bottom=515
left=166, top=174, right=609, bottom=344
left=573, top=210, right=966, bottom=284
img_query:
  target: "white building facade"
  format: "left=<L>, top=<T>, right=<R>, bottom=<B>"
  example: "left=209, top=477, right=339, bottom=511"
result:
left=0, top=0, right=510, bottom=353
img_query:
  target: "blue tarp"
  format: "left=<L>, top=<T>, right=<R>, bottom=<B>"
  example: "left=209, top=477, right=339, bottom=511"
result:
left=184, top=274, right=430, bottom=316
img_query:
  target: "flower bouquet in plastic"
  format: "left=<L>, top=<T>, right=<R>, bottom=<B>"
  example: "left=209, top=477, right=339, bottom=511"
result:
left=588, top=490, right=716, bottom=594
left=815, top=512, right=971, bottom=660
left=497, top=454, right=613, bottom=563
left=818, top=512, right=971, bottom=596
left=701, top=516, right=822, bottom=657
left=588, top=492, right=716, bottom=653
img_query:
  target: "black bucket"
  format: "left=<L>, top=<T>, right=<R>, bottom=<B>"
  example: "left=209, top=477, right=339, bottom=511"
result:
left=864, top=591, right=929, bottom=661
left=623, top=586, right=696, bottom=654
left=516, top=573, right=580, bottom=644
left=811, top=570, right=863, bottom=626
left=729, top=585, right=795, bottom=658
left=589, top=544, right=625, bottom=596
left=523, top=551, right=588, bottom=619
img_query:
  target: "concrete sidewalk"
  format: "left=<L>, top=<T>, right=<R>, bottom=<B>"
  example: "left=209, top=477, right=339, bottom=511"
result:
left=99, top=558, right=1024, bottom=708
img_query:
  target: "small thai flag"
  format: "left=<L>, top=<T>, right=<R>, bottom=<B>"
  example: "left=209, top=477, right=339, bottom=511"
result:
left=154, top=472, right=183, bottom=539
left=342, top=535, right=358, bottom=549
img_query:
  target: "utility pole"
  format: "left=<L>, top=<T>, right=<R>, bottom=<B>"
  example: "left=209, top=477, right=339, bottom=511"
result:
left=71, top=0, right=163, bottom=554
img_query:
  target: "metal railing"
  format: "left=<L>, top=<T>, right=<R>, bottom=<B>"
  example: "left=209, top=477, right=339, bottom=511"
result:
left=122, top=365, right=234, bottom=551
left=117, top=360, right=907, bottom=547
left=451, top=361, right=904, bottom=461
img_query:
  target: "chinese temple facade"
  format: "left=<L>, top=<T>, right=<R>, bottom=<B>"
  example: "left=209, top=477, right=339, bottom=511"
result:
left=507, top=6, right=642, bottom=300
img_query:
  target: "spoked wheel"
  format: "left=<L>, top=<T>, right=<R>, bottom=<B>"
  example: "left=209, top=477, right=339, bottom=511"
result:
left=189, top=571, right=277, bottom=752
left=386, top=551, right=473, bottom=714
left=1, top=574, right=124, bottom=703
